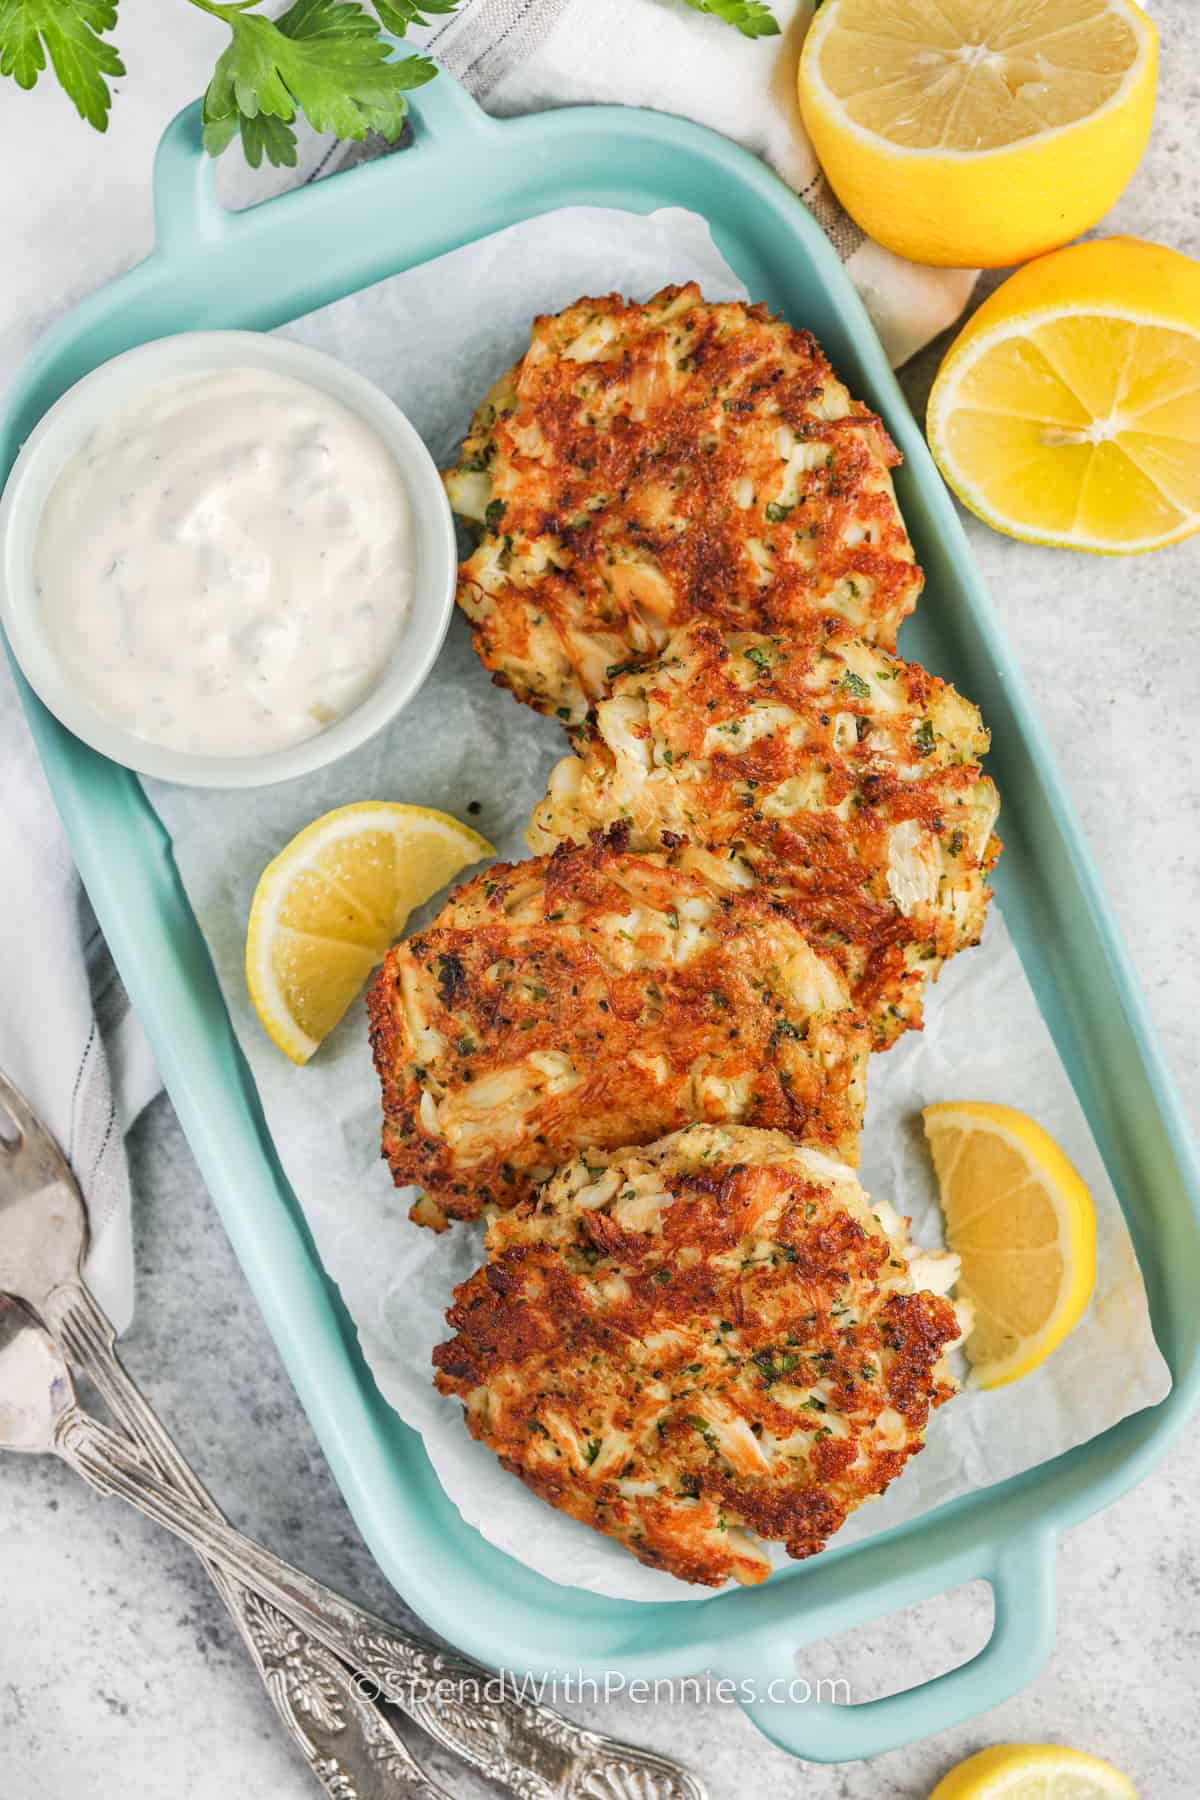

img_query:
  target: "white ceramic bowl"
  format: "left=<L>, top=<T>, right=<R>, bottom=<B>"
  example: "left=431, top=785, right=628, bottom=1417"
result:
left=0, top=331, right=457, bottom=787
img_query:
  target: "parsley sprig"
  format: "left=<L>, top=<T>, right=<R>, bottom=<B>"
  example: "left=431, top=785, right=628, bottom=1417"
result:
left=198, top=0, right=439, bottom=168
left=0, top=0, right=125, bottom=130
left=0, top=0, right=779, bottom=168
left=681, top=0, right=779, bottom=37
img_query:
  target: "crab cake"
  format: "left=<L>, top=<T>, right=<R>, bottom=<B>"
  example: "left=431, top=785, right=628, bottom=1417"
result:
left=528, top=621, right=1000, bottom=1048
left=444, top=284, right=922, bottom=725
left=367, top=831, right=868, bottom=1229
left=433, top=1124, right=964, bottom=1587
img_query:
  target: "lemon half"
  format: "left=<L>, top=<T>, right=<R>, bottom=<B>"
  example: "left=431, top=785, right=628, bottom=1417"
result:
left=931, top=1741, right=1136, bottom=1799
left=927, top=237, right=1200, bottom=555
left=922, top=1101, right=1096, bottom=1389
left=246, top=802, right=493, bottom=1064
left=798, top=0, right=1157, bottom=269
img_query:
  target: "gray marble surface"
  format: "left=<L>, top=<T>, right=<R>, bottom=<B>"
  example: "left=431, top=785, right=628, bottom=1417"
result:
left=2, top=4, right=1199, bottom=1796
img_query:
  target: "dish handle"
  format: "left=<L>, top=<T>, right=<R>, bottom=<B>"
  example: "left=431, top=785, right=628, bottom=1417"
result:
left=715, top=1532, right=1056, bottom=1764
left=152, top=104, right=225, bottom=250
left=151, top=59, right=499, bottom=252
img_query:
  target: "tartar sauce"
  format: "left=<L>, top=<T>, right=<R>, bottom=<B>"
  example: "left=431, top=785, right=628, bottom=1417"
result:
left=34, top=366, right=414, bottom=757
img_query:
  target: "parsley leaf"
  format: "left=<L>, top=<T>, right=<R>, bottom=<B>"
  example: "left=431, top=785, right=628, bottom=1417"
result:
left=373, top=0, right=460, bottom=29
left=752, top=1347, right=800, bottom=1383
left=201, top=0, right=437, bottom=169
left=0, top=0, right=454, bottom=162
left=0, top=0, right=125, bottom=130
left=681, top=0, right=779, bottom=38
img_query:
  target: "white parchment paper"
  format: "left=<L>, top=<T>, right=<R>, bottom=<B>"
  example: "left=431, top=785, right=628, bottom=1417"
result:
left=146, top=207, right=1171, bottom=1604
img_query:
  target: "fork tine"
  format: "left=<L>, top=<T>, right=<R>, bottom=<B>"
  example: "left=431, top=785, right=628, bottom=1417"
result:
left=0, top=1070, right=32, bottom=1150
left=0, top=1069, right=74, bottom=1183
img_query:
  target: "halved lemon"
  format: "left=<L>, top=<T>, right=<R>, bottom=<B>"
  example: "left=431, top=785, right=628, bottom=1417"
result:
left=246, top=802, right=493, bottom=1064
left=798, top=0, right=1157, bottom=270
left=922, top=1102, right=1096, bottom=1389
left=931, top=1742, right=1136, bottom=1798
left=927, top=236, right=1200, bottom=555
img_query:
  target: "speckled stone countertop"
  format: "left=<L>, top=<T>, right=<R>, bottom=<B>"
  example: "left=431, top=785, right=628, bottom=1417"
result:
left=2, top=6, right=1198, bottom=1795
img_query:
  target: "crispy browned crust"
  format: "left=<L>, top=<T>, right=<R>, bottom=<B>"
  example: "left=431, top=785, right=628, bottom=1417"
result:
left=434, top=1125, right=960, bottom=1586
left=367, top=830, right=869, bottom=1227
left=529, top=620, right=1001, bottom=1047
left=445, top=285, right=923, bottom=724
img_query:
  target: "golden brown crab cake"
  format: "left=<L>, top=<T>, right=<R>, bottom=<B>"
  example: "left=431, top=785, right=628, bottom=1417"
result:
left=433, top=1124, right=964, bottom=1587
left=528, top=621, right=1000, bottom=1048
left=367, top=831, right=868, bottom=1229
left=444, top=284, right=922, bottom=725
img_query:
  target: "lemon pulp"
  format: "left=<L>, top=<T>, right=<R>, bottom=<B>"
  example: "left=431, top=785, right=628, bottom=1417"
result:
left=927, top=237, right=1200, bottom=553
left=246, top=802, right=493, bottom=1064
left=923, top=1101, right=1096, bottom=1389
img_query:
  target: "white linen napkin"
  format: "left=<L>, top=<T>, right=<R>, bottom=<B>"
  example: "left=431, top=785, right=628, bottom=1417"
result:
left=0, top=659, right=160, bottom=1331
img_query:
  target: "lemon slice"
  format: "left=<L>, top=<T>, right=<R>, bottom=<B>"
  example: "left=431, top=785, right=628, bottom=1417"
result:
left=922, top=1102, right=1096, bottom=1389
left=798, top=0, right=1157, bottom=269
left=931, top=1742, right=1136, bottom=1799
left=246, top=802, right=493, bottom=1064
left=927, top=236, right=1200, bottom=555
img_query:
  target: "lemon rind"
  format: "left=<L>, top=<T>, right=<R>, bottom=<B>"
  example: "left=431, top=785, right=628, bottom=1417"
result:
left=930, top=1739, right=1136, bottom=1799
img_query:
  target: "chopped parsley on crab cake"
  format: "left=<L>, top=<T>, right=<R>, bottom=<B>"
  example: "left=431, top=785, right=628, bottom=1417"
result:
left=434, top=1124, right=968, bottom=1587
left=445, top=285, right=923, bottom=726
left=367, top=830, right=869, bottom=1228
left=529, top=620, right=1000, bottom=1049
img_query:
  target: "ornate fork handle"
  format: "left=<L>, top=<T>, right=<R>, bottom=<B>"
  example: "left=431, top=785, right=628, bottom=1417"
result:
left=341, top=1639, right=708, bottom=1800
left=53, top=1378, right=706, bottom=1800
left=46, top=1280, right=452, bottom=1800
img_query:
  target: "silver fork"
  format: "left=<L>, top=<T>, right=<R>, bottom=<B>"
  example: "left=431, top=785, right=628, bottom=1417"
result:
left=0, top=1070, right=707, bottom=1800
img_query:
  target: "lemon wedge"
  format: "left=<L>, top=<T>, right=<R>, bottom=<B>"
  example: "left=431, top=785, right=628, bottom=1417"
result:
left=922, top=1102, right=1096, bottom=1389
left=931, top=1742, right=1136, bottom=1799
left=926, top=236, right=1200, bottom=554
left=246, top=802, right=493, bottom=1064
left=798, top=0, right=1157, bottom=269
